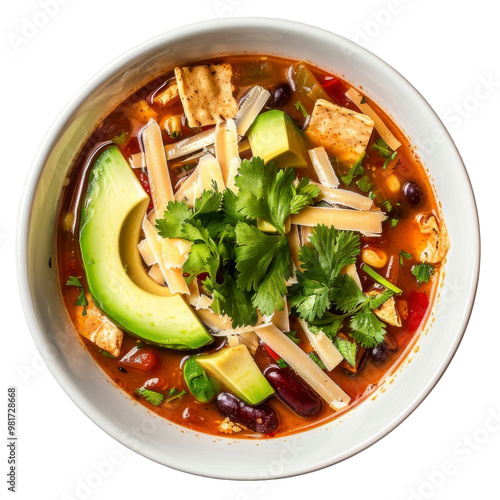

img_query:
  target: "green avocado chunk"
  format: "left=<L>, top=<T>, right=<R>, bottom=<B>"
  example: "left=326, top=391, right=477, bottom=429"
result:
left=196, top=345, right=274, bottom=405
left=247, top=110, right=308, bottom=168
left=79, top=146, right=212, bottom=350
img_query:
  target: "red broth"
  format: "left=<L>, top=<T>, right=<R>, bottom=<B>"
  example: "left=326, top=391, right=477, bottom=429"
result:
left=56, top=55, right=444, bottom=438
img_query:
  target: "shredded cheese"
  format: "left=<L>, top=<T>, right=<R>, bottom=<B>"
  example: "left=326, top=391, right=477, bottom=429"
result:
left=297, top=319, right=343, bottom=372
left=345, top=88, right=401, bottom=151
left=308, top=147, right=339, bottom=188
left=291, top=206, right=386, bottom=235
left=255, top=325, right=350, bottom=411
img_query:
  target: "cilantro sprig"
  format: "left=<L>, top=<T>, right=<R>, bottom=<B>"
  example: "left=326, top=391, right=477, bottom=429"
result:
left=155, top=157, right=319, bottom=326
left=288, top=226, right=395, bottom=349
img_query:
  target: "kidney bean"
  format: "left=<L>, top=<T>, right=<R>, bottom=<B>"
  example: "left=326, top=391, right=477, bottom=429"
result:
left=118, top=346, right=159, bottom=373
left=403, top=181, right=423, bottom=206
left=143, top=375, right=168, bottom=390
left=264, top=367, right=322, bottom=418
left=269, top=83, right=292, bottom=107
left=216, top=392, right=278, bottom=434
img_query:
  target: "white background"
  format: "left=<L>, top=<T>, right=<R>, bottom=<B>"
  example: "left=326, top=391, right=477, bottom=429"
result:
left=2, top=1, right=498, bottom=499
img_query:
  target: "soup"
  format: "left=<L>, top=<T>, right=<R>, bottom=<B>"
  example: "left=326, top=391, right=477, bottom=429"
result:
left=56, top=55, right=449, bottom=438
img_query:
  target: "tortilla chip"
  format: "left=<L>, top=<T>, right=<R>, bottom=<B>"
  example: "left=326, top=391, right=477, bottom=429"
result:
left=175, top=63, right=238, bottom=127
left=305, top=99, right=374, bottom=168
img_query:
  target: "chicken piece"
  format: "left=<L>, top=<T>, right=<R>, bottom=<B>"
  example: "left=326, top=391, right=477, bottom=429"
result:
left=175, top=63, right=238, bottom=127
left=305, top=99, right=374, bottom=168
left=154, top=83, right=179, bottom=107
left=74, top=298, right=123, bottom=357
left=127, top=99, right=158, bottom=123
left=416, top=214, right=450, bottom=264
left=366, top=290, right=402, bottom=327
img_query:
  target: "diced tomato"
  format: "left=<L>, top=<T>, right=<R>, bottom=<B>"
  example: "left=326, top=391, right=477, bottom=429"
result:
left=118, top=346, right=159, bottom=373
left=197, top=272, right=209, bottom=281
left=264, top=344, right=281, bottom=362
left=133, top=170, right=154, bottom=212
left=407, top=292, right=429, bottom=332
left=320, top=76, right=350, bottom=107
left=143, top=375, right=168, bottom=390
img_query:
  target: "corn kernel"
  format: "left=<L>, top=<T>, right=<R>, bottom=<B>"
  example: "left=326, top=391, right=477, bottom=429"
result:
left=386, top=175, right=401, bottom=195
left=362, top=247, right=387, bottom=268
left=62, top=212, right=74, bottom=232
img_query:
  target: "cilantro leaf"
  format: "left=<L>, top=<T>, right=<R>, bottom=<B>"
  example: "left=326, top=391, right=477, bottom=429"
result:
left=330, top=274, right=367, bottom=313
left=308, top=352, right=326, bottom=370
left=285, top=331, right=301, bottom=344
left=277, top=358, right=288, bottom=368
left=411, top=263, right=435, bottom=284
left=383, top=150, right=397, bottom=169
left=290, top=178, right=320, bottom=214
left=74, top=287, right=87, bottom=307
left=194, top=189, right=223, bottom=215
left=155, top=200, right=192, bottom=238
left=308, top=225, right=360, bottom=283
left=288, top=276, right=330, bottom=322
left=135, top=387, right=165, bottom=406
left=399, top=249, right=413, bottom=266
left=235, top=158, right=295, bottom=234
left=390, top=218, right=399, bottom=228
left=308, top=313, right=344, bottom=340
left=333, top=337, right=357, bottom=367
left=221, top=188, right=247, bottom=232
left=288, top=226, right=360, bottom=321
left=349, top=304, right=386, bottom=348
left=356, top=175, right=372, bottom=193
left=341, top=154, right=365, bottom=186
left=235, top=223, right=292, bottom=316
left=66, top=276, right=83, bottom=287
left=205, top=274, right=258, bottom=328
left=182, top=243, right=219, bottom=284
left=382, top=200, right=392, bottom=212
left=372, top=138, right=392, bottom=158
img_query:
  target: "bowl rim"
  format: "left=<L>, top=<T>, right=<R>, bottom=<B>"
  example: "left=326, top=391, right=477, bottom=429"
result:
left=17, top=16, right=481, bottom=480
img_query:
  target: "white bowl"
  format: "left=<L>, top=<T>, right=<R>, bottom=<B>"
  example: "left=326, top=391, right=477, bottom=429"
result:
left=17, top=18, right=480, bottom=479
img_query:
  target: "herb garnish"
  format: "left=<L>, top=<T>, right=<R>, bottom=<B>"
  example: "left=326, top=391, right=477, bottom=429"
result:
left=411, top=263, right=435, bottom=284
left=399, top=249, right=413, bottom=266
left=66, top=276, right=88, bottom=316
left=308, top=352, right=326, bottom=370
left=341, top=154, right=365, bottom=186
left=294, top=100, right=309, bottom=118
left=156, top=157, right=319, bottom=326
left=165, top=388, right=187, bottom=403
left=135, top=387, right=164, bottom=406
left=288, top=226, right=394, bottom=348
left=373, top=138, right=397, bottom=169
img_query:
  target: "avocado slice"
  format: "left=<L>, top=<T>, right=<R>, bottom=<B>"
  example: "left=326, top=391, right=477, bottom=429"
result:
left=247, top=110, right=308, bottom=168
left=79, top=146, right=212, bottom=350
left=196, top=345, right=274, bottom=405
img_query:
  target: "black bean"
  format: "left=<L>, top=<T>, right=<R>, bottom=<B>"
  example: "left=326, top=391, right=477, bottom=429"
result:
left=216, top=392, right=278, bottom=434
left=403, top=181, right=423, bottom=206
left=371, top=345, right=389, bottom=364
left=269, top=83, right=292, bottom=107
